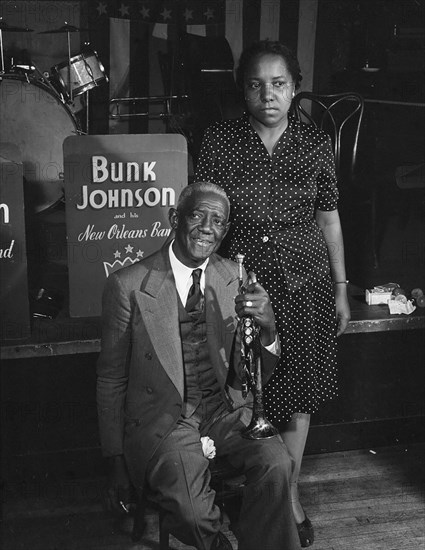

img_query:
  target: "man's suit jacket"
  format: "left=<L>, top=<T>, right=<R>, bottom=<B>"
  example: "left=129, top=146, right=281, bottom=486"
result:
left=97, top=245, right=280, bottom=488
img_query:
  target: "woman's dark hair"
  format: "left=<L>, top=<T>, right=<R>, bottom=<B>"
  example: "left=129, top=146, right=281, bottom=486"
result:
left=236, top=40, right=302, bottom=90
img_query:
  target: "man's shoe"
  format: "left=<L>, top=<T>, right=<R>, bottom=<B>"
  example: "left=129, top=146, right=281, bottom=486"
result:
left=296, top=513, right=314, bottom=547
left=211, top=530, right=233, bottom=550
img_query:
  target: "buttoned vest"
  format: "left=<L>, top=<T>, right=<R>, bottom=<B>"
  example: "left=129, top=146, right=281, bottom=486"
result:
left=178, top=299, right=221, bottom=419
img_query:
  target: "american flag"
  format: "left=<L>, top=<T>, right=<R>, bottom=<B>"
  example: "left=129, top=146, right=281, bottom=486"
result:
left=88, top=1, right=300, bottom=136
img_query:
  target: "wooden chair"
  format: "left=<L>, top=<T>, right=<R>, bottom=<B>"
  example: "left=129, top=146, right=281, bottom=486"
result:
left=292, top=91, right=364, bottom=184
left=128, top=459, right=245, bottom=549
left=291, top=92, right=381, bottom=268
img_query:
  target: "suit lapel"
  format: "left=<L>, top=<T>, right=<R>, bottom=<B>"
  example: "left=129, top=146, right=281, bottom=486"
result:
left=133, top=251, right=238, bottom=397
left=133, top=249, right=184, bottom=398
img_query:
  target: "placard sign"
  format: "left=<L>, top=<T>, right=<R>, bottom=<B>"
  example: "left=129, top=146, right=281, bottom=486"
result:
left=64, top=134, right=187, bottom=317
left=0, top=143, right=31, bottom=343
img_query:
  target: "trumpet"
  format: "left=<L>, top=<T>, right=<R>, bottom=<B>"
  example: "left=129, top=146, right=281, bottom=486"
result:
left=235, top=254, right=279, bottom=440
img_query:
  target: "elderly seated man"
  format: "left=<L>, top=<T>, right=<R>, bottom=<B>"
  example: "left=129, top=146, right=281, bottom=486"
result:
left=97, top=181, right=301, bottom=550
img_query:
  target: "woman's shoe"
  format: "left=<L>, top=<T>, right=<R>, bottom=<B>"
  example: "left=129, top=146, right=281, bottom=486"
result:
left=296, top=513, right=314, bottom=547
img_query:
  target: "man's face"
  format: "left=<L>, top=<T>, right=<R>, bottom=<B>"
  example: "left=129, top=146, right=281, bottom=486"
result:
left=170, top=190, right=230, bottom=267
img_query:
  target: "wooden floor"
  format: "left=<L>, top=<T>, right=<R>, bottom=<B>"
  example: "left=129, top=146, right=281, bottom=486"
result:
left=2, top=444, right=424, bottom=550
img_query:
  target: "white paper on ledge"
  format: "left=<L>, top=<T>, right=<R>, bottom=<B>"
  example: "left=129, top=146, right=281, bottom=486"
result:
left=388, top=299, right=416, bottom=315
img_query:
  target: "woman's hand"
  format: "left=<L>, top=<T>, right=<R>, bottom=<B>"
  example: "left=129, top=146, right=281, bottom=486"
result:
left=335, top=286, right=351, bottom=336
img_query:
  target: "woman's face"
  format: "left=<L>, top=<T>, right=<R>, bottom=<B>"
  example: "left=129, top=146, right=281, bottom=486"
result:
left=244, top=53, right=295, bottom=129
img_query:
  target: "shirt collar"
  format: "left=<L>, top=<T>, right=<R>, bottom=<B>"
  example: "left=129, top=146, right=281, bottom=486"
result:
left=168, top=241, right=209, bottom=303
left=242, top=110, right=295, bottom=136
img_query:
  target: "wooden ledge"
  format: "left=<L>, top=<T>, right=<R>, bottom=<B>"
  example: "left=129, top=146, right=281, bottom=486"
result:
left=1, top=288, right=424, bottom=359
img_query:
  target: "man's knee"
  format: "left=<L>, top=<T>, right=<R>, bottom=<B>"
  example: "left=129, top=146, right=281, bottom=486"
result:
left=256, top=442, right=294, bottom=486
left=277, top=445, right=295, bottom=478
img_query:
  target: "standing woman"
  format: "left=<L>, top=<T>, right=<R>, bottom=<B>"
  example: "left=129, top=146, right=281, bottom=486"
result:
left=195, top=40, right=351, bottom=547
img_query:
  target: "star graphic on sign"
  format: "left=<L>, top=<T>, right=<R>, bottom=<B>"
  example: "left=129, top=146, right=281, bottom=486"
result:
left=184, top=8, right=194, bottom=21
left=119, top=3, right=129, bottom=17
left=97, top=2, right=107, bottom=16
left=136, top=249, right=144, bottom=258
left=204, top=7, right=214, bottom=20
left=113, top=250, right=121, bottom=258
left=140, top=6, right=150, bottom=19
left=125, top=244, right=134, bottom=254
left=161, top=7, right=172, bottom=21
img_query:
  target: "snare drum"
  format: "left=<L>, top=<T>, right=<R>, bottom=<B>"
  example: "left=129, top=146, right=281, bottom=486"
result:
left=0, top=74, right=80, bottom=213
left=51, top=50, right=108, bottom=101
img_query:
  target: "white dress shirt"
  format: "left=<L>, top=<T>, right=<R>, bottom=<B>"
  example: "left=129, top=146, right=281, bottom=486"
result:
left=169, top=242, right=208, bottom=306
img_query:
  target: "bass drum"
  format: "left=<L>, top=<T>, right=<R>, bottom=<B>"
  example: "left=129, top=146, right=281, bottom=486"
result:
left=0, top=74, right=80, bottom=213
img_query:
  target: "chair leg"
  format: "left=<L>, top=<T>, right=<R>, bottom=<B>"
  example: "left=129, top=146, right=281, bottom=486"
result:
left=371, top=187, right=379, bottom=269
left=158, top=508, right=170, bottom=550
left=131, top=498, right=147, bottom=542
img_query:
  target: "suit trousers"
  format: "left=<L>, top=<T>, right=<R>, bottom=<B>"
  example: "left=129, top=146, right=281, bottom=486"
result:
left=145, top=405, right=301, bottom=550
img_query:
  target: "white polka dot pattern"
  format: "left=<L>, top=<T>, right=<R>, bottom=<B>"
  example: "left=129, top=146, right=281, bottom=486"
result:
left=195, top=114, right=339, bottom=424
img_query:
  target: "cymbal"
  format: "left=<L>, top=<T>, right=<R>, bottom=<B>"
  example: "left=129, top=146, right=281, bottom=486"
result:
left=39, top=23, right=88, bottom=34
left=0, top=20, right=34, bottom=32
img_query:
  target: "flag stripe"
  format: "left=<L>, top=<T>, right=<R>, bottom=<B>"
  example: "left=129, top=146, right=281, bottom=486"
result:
left=260, top=0, right=281, bottom=41
left=225, top=0, right=243, bottom=68
left=149, top=35, right=169, bottom=133
left=88, top=8, right=110, bottom=134
left=243, top=0, right=262, bottom=53
left=152, top=23, right=169, bottom=40
left=129, top=19, right=150, bottom=133
left=109, top=17, right=130, bottom=99
left=297, top=0, right=318, bottom=92
left=186, top=24, right=206, bottom=37
left=109, top=17, right=130, bottom=134
left=87, top=0, right=305, bottom=135
left=279, top=0, right=300, bottom=52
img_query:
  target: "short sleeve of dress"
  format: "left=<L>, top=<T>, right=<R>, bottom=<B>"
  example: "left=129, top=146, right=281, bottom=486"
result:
left=195, top=127, right=218, bottom=184
left=315, top=136, right=339, bottom=211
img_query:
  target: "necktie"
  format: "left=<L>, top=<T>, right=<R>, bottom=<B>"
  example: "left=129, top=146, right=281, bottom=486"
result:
left=185, top=269, right=203, bottom=312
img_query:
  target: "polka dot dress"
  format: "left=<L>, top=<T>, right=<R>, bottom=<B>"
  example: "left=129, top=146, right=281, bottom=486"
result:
left=195, top=113, right=339, bottom=427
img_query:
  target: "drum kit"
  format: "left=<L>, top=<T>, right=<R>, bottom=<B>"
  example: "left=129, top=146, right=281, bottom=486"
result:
left=0, top=18, right=108, bottom=213
left=0, top=18, right=109, bottom=317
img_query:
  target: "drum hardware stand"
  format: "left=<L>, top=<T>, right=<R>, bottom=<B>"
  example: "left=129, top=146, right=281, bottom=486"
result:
left=35, top=26, right=104, bottom=135
left=0, top=18, right=34, bottom=74
left=81, top=51, right=95, bottom=133
left=9, top=58, right=34, bottom=83
left=85, top=90, right=90, bottom=134
left=0, top=27, right=4, bottom=73
left=38, top=22, right=87, bottom=102
left=65, top=23, right=73, bottom=102
left=32, top=62, right=65, bottom=101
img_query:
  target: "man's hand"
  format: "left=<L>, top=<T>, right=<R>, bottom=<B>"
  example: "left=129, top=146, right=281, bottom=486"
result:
left=104, top=455, right=132, bottom=513
left=234, top=271, right=276, bottom=346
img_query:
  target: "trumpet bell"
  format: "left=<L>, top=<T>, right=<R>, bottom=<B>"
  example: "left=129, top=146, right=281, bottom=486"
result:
left=242, top=418, right=279, bottom=440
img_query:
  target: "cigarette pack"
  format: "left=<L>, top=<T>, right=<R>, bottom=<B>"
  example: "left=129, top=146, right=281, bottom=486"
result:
left=365, top=283, right=400, bottom=305
left=365, top=289, right=393, bottom=305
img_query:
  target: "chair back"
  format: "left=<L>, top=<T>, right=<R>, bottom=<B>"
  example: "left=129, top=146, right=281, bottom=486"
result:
left=292, top=92, right=364, bottom=186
